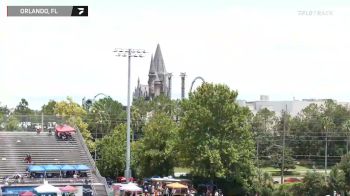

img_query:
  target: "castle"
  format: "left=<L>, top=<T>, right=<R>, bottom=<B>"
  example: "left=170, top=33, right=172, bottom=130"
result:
left=133, top=44, right=172, bottom=100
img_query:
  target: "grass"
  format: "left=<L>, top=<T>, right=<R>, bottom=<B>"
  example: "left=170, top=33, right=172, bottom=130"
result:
left=174, top=165, right=327, bottom=177
left=174, top=167, right=191, bottom=173
left=261, top=165, right=313, bottom=176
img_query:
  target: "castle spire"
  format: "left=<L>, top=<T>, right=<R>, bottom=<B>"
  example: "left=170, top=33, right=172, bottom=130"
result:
left=149, top=54, right=156, bottom=74
left=153, top=44, right=166, bottom=74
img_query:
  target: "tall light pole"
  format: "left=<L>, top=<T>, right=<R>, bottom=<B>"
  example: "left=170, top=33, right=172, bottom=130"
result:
left=114, top=48, right=146, bottom=182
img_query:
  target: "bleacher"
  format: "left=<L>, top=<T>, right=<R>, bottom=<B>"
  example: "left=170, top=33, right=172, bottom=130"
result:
left=0, top=131, right=108, bottom=195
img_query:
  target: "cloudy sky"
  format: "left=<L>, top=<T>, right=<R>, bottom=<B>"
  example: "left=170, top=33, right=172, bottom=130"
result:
left=1, top=0, right=350, bottom=109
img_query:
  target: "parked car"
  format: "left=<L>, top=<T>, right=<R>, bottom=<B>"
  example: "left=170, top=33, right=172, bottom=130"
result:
left=284, top=177, right=302, bottom=183
left=116, top=176, right=136, bottom=183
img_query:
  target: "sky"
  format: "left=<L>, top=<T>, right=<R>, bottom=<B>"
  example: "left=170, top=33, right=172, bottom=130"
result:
left=1, top=0, right=350, bottom=110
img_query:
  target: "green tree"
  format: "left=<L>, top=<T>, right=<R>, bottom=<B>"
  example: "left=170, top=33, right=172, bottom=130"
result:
left=41, top=100, right=57, bottom=115
left=303, top=171, right=328, bottom=196
left=329, top=167, right=346, bottom=195
left=0, top=104, right=9, bottom=130
left=132, top=95, right=179, bottom=140
left=273, top=182, right=304, bottom=196
left=251, top=169, right=274, bottom=196
left=252, top=109, right=278, bottom=168
left=342, top=120, right=350, bottom=154
left=320, top=100, right=350, bottom=157
left=252, top=108, right=277, bottom=134
left=289, top=103, right=324, bottom=160
left=179, top=83, right=255, bottom=192
left=0, top=104, right=10, bottom=115
left=270, top=146, right=295, bottom=172
left=87, top=97, right=126, bottom=138
left=54, top=97, right=94, bottom=150
left=5, top=115, right=20, bottom=131
left=134, top=112, right=178, bottom=177
left=334, top=153, right=350, bottom=192
left=288, top=100, right=350, bottom=163
left=14, top=98, right=33, bottom=115
left=96, top=124, right=127, bottom=177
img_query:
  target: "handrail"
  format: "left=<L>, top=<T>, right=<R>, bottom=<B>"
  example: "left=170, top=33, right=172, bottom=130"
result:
left=3, top=177, right=89, bottom=185
left=74, top=126, right=109, bottom=195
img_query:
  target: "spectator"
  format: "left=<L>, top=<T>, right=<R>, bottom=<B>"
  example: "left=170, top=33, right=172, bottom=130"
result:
left=24, top=154, right=32, bottom=164
left=214, top=190, right=219, bottom=196
left=151, top=185, right=155, bottom=196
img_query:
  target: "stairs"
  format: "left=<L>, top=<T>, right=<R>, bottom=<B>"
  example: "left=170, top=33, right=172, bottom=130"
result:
left=94, top=184, right=109, bottom=196
left=0, top=131, right=109, bottom=195
left=74, top=130, right=110, bottom=196
left=0, top=132, right=82, bottom=177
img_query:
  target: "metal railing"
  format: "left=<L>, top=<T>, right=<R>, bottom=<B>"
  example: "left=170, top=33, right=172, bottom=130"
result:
left=0, top=177, right=90, bottom=185
left=74, top=125, right=109, bottom=195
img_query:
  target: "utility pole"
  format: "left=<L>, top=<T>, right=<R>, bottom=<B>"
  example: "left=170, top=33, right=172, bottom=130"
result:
left=256, top=138, right=259, bottom=168
left=281, top=105, right=287, bottom=184
left=322, top=116, right=331, bottom=181
left=114, top=48, right=146, bottom=182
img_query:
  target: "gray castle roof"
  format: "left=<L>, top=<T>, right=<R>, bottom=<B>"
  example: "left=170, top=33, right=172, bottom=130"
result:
left=149, top=54, right=156, bottom=74
left=134, top=44, right=170, bottom=100
left=153, top=44, right=166, bottom=74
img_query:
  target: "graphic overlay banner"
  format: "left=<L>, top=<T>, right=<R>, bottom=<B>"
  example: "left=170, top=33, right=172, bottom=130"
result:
left=7, top=6, right=88, bottom=17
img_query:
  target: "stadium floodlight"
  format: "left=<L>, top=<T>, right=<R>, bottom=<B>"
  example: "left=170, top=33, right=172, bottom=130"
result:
left=113, top=48, right=147, bottom=182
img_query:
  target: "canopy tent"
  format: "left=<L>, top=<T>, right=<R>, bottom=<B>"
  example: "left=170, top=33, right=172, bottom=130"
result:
left=2, top=191, right=15, bottom=195
left=28, top=164, right=91, bottom=172
left=19, top=191, right=34, bottom=196
left=59, top=185, right=77, bottom=193
left=150, top=177, right=181, bottom=182
left=119, top=182, right=142, bottom=192
left=55, top=124, right=75, bottom=133
left=73, top=164, right=90, bottom=171
left=28, top=165, right=45, bottom=172
left=166, top=182, right=188, bottom=189
left=43, top=165, right=61, bottom=172
left=34, top=181, right=61, bottom=193
left=60, top=164, right=76, bottom=171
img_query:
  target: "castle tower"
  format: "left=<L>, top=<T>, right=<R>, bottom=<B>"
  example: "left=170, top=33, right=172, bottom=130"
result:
left=148, top=55, right=156, bottom=99
left=153, top=44, right=168, bottom=95
left=133, top=44, right=171, bottom=101
left=148, top=44, right=169, bottom=99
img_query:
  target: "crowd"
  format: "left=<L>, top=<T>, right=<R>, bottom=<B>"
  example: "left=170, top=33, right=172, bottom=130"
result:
left=56, top=131, right=73, bottom=140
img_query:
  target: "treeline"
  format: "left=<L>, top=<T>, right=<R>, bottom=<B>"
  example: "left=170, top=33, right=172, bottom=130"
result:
left=2, top=84, right=350, bottom=195
left=270, top=153, right=350, bottom=196
left=253, top=99, right=350, bottom=169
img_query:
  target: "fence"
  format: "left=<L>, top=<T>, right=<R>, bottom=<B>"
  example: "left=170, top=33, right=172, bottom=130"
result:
left=0, top=114, right=66, bottom=132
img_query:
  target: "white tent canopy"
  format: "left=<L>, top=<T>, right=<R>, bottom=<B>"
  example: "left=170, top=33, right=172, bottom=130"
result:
left=34, top=180, right=61, bottom=193
left=119, top=182, right=142, bottom=192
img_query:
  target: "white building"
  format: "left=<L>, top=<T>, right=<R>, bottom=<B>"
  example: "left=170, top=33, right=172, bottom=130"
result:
left=238, top=95, right=350, bottom=117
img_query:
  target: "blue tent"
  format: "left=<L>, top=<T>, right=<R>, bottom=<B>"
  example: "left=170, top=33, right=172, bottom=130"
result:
left=73, top=164, right=90, bottom=171
left=28, top=165, right=45, bottom=172
left=60, top=165, right=76, bottom=171
left=43, top=165, right=61, bottom=172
